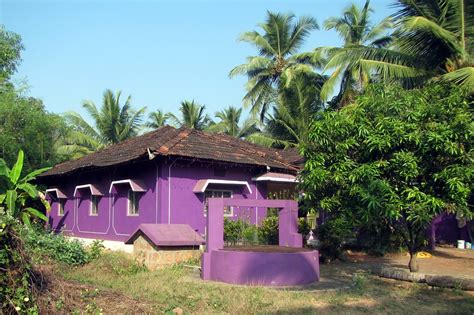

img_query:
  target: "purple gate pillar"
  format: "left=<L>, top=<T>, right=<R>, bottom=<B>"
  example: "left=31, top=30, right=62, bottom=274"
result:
left=202, top=198, right=225, bottom=280
left=278, top=200, right=303, bottom=248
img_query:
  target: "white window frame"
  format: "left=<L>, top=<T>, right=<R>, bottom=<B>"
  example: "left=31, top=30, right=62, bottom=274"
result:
left=90, top=195, right=99, bottom=216
left=58, top=199, right=65, bottom=216
left=127, top=190, right=140, bottom=216
left=204, top=189, right=233, bottom=217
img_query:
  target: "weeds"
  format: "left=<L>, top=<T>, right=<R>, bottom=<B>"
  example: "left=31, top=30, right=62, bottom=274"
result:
left=88, top=240, right=105, bottom=260
left=351, top=271, right=369, bottom=294
left=327, top=291, right=349, bottom=306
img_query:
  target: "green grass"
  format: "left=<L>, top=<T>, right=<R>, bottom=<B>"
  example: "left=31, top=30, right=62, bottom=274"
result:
left=58, top=251, right=474, bottom=314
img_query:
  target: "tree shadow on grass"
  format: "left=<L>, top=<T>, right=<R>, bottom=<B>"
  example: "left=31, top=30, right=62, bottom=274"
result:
left=267, top=277, right=474, bottom=314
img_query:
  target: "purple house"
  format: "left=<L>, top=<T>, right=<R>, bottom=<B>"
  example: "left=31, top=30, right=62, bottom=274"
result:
left=39, top=126, right=301, bottom=250
left=39, top=125, right=469, bottom=251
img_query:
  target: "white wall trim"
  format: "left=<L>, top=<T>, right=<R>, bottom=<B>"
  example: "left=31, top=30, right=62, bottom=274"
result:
left=194, top=179, right=252, bottom=194
left=252, top=176, right=298, bottom=183
left=109, top=179, right=146, bottom=193
left=74, top=184, right=103, bottom=197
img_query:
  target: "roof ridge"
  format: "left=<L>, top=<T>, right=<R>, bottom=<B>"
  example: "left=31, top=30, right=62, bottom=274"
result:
left=156, top=127, right=192, bottom=154
left=203, top=130, right=297, bottom=170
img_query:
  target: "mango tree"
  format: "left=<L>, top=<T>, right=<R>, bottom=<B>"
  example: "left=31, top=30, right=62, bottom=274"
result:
left=300, top=83, right=473, bottom=272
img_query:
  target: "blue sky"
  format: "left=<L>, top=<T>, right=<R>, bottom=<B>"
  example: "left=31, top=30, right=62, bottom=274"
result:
left=1, top=0, right=395, bottom=120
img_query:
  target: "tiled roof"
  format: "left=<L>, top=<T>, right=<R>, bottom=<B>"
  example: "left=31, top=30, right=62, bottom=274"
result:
left=125, top=224, right=205, bottom=246
left=41, top=126, right=301, bottom=177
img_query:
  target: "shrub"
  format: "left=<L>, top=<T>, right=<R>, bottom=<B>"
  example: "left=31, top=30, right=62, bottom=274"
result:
left=298, top=217, right=311, bottom=237
left=224, top=215, right=311, bottom=246
left=26, top=229, right=90, bottom=266
left=224, top=218, right=261, bottom=246
left=0, top=151, right=51, bottom=313
left=356, top=221, right=405, bottom=256
left=0, top=217, right=39, bottom=313
left=317, top=216, right=354, bottom=261
left=258, top=216, right=279, bottom=245
left=242, top=224, right=259, bottom=245
left=223, top=218, right=245, bottom=246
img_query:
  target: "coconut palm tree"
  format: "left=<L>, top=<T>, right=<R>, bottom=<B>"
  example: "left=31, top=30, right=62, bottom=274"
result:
left=347, top=0, right=473, bottom=93
left=207, top=106, right=260, bottom=139
left=59, top=89, right=146, bottom=158
left=229, top=11, right=320, bottom=119
left=146, top=109, right=169, bottom=129
left=257, top=71, right=326, bottom=148
left=317, top=0, right=393, bottom=107
left=168, top=100, right=211, bottom=131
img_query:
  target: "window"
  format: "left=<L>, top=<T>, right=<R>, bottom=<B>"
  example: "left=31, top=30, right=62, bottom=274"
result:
left=128, top=190, right=140, bottom=216
left=90, top=195, right=99, bottom=216
left=58, top=199, right=65, bottom=216
left=204, top=190, right=232, bottom=216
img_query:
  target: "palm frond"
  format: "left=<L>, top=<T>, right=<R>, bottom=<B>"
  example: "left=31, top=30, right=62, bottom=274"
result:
left=440, top=66, right=474, bottom=92
left=239, top=31, right=276, bottom=56
left=320, top=66, right=344, bottom=101
left=402, top=16, right=462, bottom=53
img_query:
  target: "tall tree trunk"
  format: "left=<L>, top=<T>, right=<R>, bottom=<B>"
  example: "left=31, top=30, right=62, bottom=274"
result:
left=408, top=250, right=419, bottom=272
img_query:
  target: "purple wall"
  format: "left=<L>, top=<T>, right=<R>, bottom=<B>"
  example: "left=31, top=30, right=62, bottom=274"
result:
left=162, top=162, right=267, bottom=235
left=206, top=250, right=320, bottom=286
left=48, top=162, right=159, bottom=241
left=432, top=213, right=472, bottom=244
left=47, top=159, right=268, bottom=242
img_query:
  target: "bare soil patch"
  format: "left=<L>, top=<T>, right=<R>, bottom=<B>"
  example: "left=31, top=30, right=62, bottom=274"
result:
left=35, top=265, right=155, bottom=314
left=344, top=247, right=474, bottom=279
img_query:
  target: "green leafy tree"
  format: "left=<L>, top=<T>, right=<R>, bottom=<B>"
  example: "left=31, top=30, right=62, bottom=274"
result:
left=301, top=83, right=473, bottom=271
left=317, top=0, right=393, bottom=107
left=0, top=25, right=23, bottom=82
left=230, top=11, right=319, bottom=119
left=168, top=100, right=211, bottom=130
left=0, top=86, right=67, bottom=172
left=207, top=106, right=260, bottom=139
left=60, top=89, right=146, bottom=157
left=354, top=0, right=473, bottom=93
left=146, top=109, right=169, bottom=129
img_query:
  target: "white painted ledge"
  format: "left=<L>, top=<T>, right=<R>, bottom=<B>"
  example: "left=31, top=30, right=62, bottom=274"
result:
left=67, top=236, right=134, bottom=254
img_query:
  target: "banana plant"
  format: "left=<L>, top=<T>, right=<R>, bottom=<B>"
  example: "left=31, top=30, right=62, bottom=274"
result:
left=0, top=150, right=51, bottom=226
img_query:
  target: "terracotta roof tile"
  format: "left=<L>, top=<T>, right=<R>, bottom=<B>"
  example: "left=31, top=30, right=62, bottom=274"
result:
left=40, top=126, right=301, bottom=177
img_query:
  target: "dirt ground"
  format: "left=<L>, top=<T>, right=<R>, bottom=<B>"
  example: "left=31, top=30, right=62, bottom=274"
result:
left=344, top=247, right=474, bottom=279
